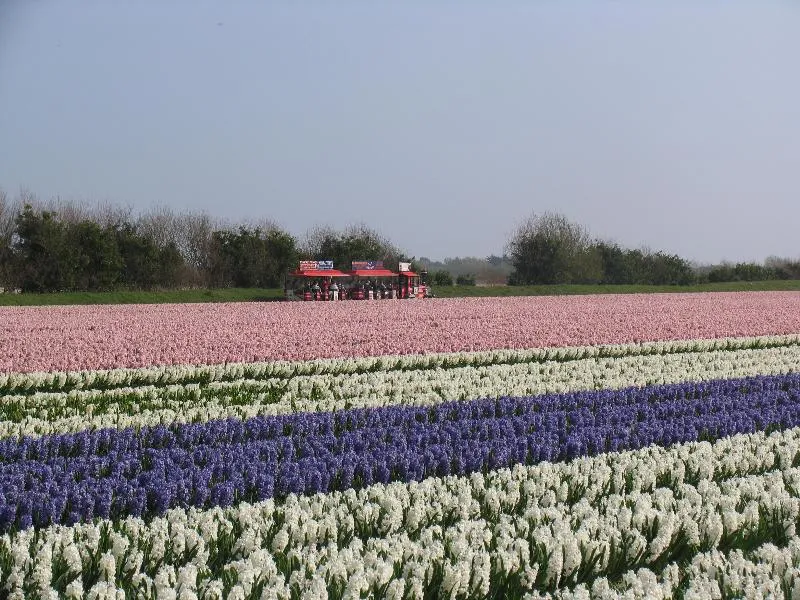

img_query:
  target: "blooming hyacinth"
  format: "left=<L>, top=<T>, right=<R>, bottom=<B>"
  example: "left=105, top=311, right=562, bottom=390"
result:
left=2, top=292, right=799, bottom=372
left=2, top=292, right=800, bottom=598
left=0, top=372, right=799, bottom=532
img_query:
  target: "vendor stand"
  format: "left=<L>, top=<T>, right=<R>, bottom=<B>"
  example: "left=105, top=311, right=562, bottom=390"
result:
left=347, top=261, right=398, bottom=299
left=285, top=260, right=349, bottom=300
left=398, top=262, right=429, bottom=298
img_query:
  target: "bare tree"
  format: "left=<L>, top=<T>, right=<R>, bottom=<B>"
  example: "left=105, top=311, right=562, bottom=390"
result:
left=180, top=211, right=223, bottom=285
left=137, top=204, right=182, bottom=249
left=299, top=225, right=338, bottom=258
left=17, top=190, right=133, bottom=228
left=0, top=188, right=18, bottom=245
left=242, top=216, right=282, bottom=235
left=43, top=197, right=83, bottom=224
left=91, top=199, right=134, bottom=228
left=765, top=255, right=800, bottom=279
left=17, top=187, right=38, bottom=209
left=0, top=189, right=25, bottom=287
left=765, top=255, right=793, bottom=269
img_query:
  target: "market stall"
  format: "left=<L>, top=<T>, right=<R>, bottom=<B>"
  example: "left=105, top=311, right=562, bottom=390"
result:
left=346, top=261, right=399, bottom=299
left=397, top=262, right=428, bottom=298
left=285, top=261, right=349, bottom=300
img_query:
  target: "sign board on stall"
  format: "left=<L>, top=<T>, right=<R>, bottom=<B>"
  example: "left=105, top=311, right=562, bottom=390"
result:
left=351, top=260, right=384, bottom=271
left=299, top=260, right=334, bottom=271
left=299, top=260, right=317, bottom=271
left=398, top=262, right=411, bottom=272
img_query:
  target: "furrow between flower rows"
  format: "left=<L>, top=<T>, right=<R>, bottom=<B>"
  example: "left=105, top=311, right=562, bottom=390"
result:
left=3, top=334, right=797, bottom=396
left=3, top=344, right=799, bottom=440
left=4, top=427, right=800, bottom=598
left=1, top=374, right=799, bottom=533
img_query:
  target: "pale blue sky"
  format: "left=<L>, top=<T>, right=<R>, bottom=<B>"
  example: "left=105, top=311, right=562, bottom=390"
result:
left=1, top=1, right=798, bottom=263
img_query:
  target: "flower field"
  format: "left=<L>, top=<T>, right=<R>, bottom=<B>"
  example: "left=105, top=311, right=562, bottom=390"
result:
left=3, top=292, right=800, bottom=373
left=1, top=292, right=800, bottom=599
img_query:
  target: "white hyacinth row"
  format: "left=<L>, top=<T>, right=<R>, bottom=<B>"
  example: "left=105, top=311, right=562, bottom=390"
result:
left=524, top=541, right=800, bottom=599
left=3, top=427, right=800, bottom=599
left=0, top=344, right=798, bottom=439
left=2, top=334, right=797, bottom=395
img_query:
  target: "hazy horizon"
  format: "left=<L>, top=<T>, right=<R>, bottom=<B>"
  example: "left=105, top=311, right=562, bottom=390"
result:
left=2, top=2, right=799, bottom=264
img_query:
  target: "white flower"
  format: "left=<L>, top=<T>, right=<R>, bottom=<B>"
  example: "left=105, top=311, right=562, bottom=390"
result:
left=155, top=565, right=177, bottom=600
left=200, top=579, right=224, bottom=600
left=7, top=338, right=800, bottom=438
left=96, top=551, right=115, bottom=582
left=86, top=582, right=118, bottom=600
left=65, top=579, right=84, bottom=600
left=271, top=528, right=290, bottom=554
left=226, top=586, right=246, bottom=600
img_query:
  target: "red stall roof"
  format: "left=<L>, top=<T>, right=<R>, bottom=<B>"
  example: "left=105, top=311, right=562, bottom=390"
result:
left=398, top=271, right=418, bottom=277
left=349, top=269, right=397, bottom=277
left=289, top=270, right=349, bottom=277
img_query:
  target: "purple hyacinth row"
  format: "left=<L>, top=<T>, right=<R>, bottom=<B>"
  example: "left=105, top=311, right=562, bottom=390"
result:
left=0, top=374, right=799, bottom=532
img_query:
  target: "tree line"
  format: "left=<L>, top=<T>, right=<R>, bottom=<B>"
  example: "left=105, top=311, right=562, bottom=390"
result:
left=0, top=190, right=797, bottom=292
left=503, top=212, right=800, bottom=286
left=0, top=191, right=410, bottom=292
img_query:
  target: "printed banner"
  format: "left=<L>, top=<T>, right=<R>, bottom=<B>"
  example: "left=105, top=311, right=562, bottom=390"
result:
left=398, top=262, right=411, bottom=272
left=299, top=261, right=318, bottom=271
left=351, top=260, right=384, bottom=271
left=299, top=260, right=334, bottom=271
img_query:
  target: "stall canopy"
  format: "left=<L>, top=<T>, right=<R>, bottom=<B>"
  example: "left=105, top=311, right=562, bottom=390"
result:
left=349, top=269, right=397, bottom=277
left=398, top=271, right=418, bottom=277
left=289, top=270, right=349, bottom=277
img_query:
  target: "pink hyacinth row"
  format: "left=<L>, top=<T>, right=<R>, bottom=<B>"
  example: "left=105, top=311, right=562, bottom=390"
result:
left=2, top=291, right=799, bottom=373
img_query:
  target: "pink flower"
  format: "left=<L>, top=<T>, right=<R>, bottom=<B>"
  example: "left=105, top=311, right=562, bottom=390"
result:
left=2, top=291, right=799, bottom=373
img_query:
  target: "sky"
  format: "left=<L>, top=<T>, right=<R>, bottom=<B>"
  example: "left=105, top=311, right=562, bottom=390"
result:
left=1, top=1, right=799, bottom=264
